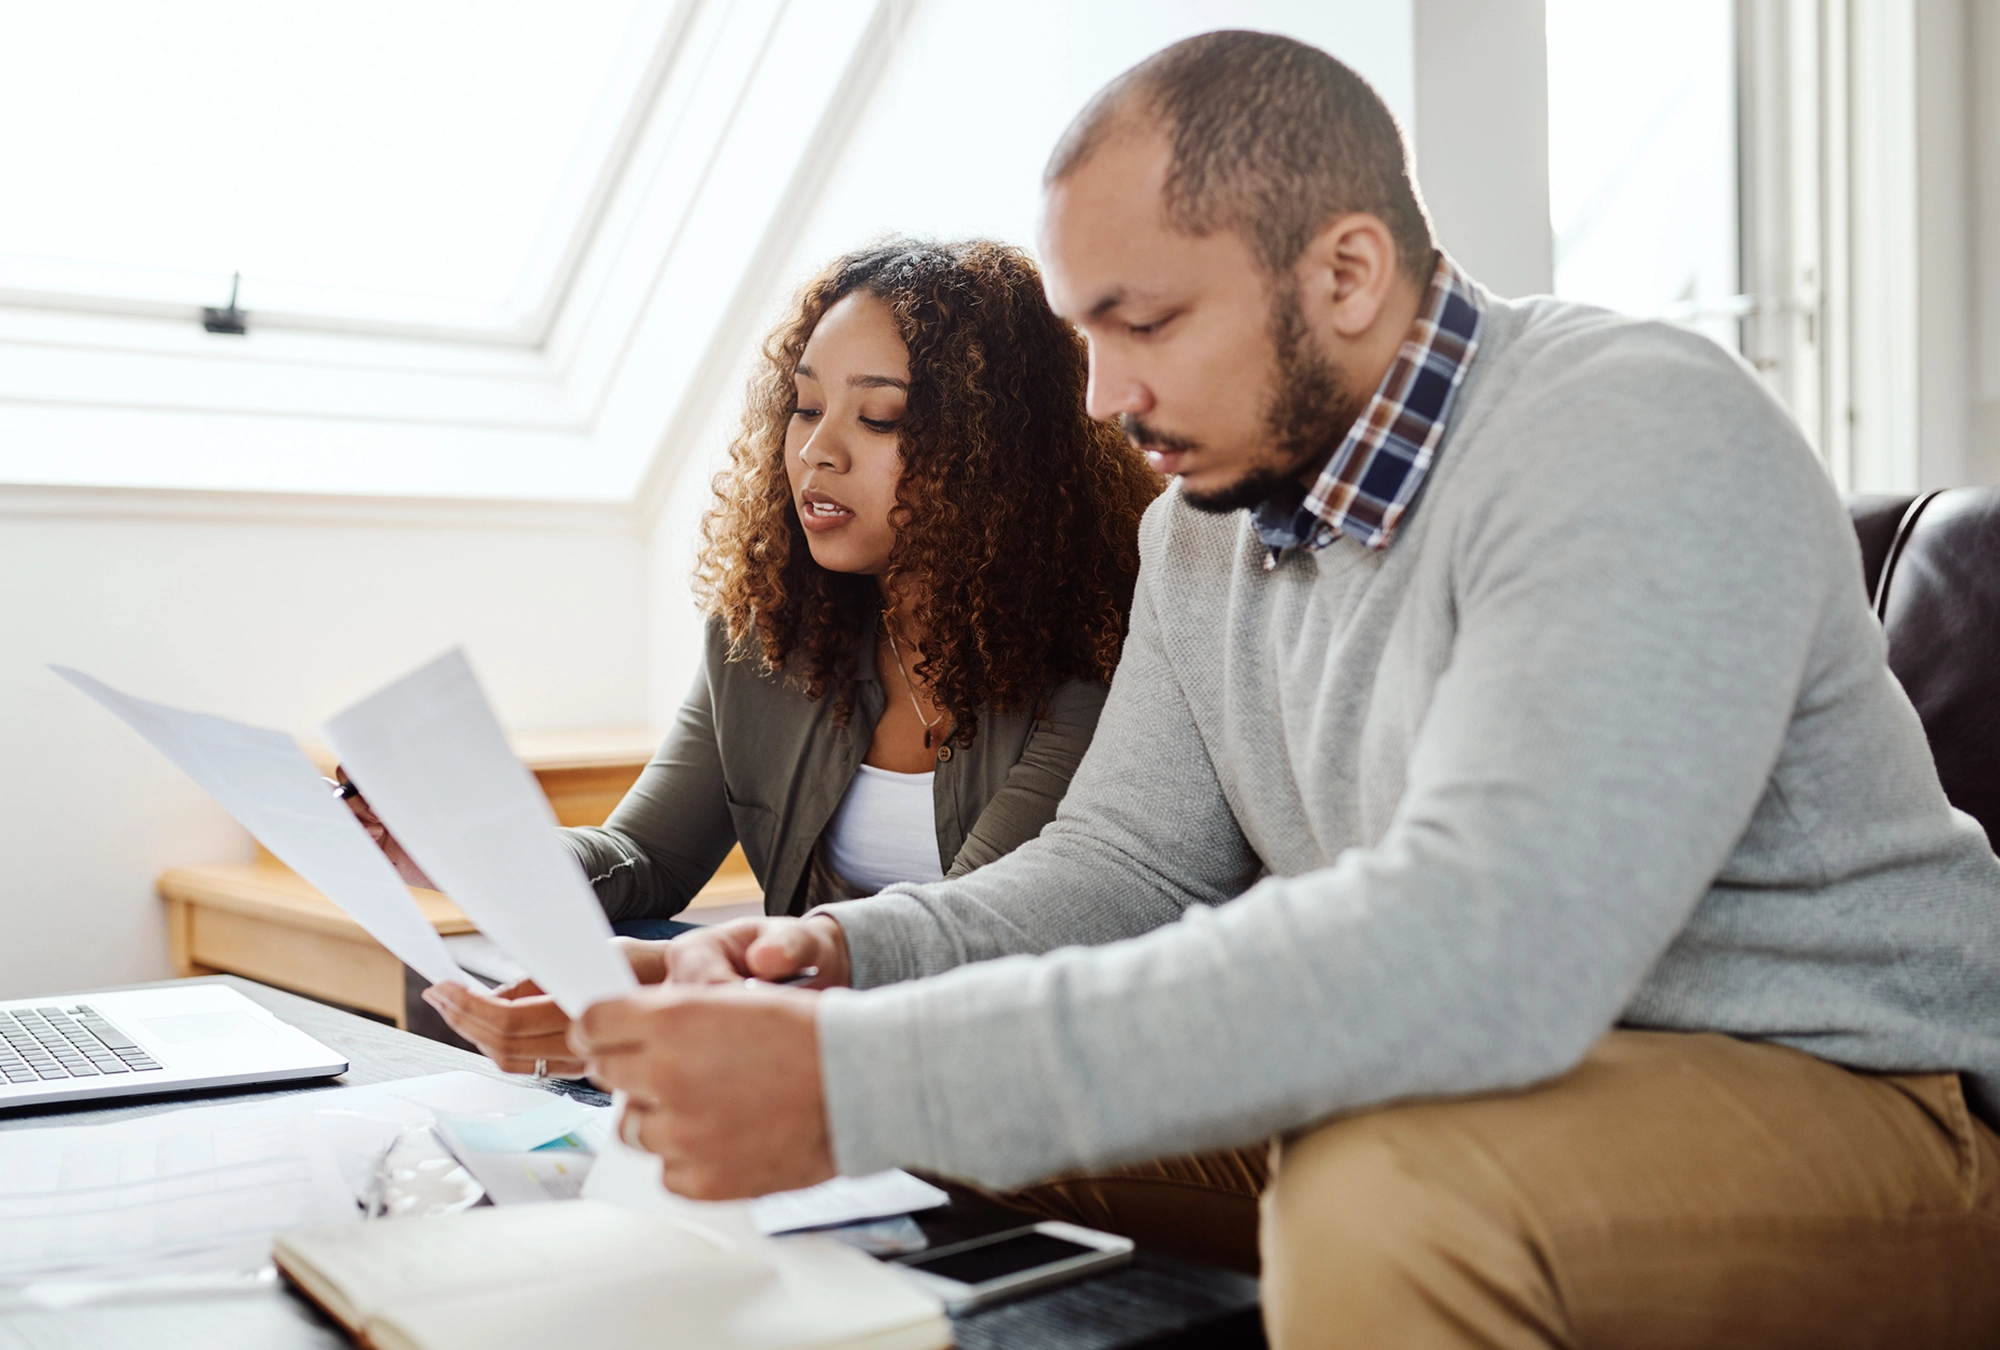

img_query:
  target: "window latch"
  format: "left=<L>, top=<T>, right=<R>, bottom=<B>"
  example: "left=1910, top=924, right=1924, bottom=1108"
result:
left=202, top=272, right=247, bottom=335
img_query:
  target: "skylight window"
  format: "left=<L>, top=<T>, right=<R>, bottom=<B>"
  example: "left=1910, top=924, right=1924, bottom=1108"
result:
left=0, top=0, right=660, bottom=338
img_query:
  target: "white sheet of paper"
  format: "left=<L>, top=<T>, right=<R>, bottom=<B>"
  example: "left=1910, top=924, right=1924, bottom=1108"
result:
left=436, top=1096, right=597, bottom=1154
left=581, top=1133, right=762, bottom=1245
left=321, top=649, right=636, bottom=1015
left=583, top=1131, right=948, bottom=1237
left=450, top=1150, right=595, bottom=1206
left=50, top=666, right=475, bottom=989
left=748, top=1170, right=950, bottom=1237
left=0, top=1073, right=573, bottom=1299
left=0, top=1097, right=357, bottom=1286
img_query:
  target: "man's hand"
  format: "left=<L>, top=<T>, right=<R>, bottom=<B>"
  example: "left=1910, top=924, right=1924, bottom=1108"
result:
left=573, top=983, right=834, bottom=1200
left=423, top=938, right=671, bottom=1075
left=662, top=915, right=852, bottom=987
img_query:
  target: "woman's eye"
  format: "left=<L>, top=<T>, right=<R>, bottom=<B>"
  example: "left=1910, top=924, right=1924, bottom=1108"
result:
left=1129, top=318, right=1166, bottom=336
left=860, top=417, right=902, bottom=433
left=794, top=407, right=823, bottom=421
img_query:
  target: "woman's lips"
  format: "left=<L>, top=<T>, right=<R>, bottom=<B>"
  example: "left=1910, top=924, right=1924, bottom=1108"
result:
left=799, top=488, right=856, bottom=533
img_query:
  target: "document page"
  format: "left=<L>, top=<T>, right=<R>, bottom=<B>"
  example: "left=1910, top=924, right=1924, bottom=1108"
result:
left=747, top=1170, right=950, bottom=1237
left=322, top=649, right=637, bottom=1015
left=0, top=1098, right=356, bottom=1285
left=50, top=667, right=475, bottom=989
left=583, top=1134, right=949, bottom=1236
left=0, top=1074, right=608, bottom=1304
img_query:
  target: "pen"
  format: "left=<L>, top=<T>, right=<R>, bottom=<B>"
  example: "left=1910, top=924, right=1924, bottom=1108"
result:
left=748, top=966, right=820, bottom=987
left=325, top=776, right=360, bottom=801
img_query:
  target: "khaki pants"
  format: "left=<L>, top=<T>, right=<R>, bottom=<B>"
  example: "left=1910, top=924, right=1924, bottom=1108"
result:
left=1010, top=1031, right=2000, bottom=1348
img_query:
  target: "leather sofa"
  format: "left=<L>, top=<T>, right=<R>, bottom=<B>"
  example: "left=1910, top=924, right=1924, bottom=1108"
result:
left=1847, top=488, right=2000, bottom=850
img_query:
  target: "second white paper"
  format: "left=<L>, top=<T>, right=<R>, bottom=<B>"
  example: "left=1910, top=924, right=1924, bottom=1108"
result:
left=51, top=667, right=474, bottom=989
left=322, top=649, right=636, bottom=1015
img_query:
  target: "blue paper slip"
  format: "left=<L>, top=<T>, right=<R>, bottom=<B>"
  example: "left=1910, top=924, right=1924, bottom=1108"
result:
left=438, top=1097, right=597, bottom=1155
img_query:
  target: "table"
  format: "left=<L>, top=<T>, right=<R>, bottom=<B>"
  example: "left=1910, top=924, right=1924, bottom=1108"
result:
left=0, top=977, right=1263, bottom=1350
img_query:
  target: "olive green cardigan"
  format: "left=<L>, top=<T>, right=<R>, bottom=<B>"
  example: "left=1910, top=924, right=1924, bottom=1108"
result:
left=561, top=616, right=1109, bottom=919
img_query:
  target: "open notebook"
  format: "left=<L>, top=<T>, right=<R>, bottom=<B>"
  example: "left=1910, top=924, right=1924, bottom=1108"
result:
left=274, top=1200, right=949, bottom=1350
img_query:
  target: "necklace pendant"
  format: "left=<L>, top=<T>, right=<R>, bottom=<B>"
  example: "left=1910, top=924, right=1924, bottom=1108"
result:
left=923, top=729, right=936, bottom=750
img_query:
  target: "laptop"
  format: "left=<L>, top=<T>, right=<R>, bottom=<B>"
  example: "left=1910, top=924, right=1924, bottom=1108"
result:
left=0, top=983, right=348, bottom=1112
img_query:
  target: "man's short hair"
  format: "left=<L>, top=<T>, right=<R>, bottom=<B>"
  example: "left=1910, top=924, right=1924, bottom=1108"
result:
left=1046, top=31, right=1435, bottom=283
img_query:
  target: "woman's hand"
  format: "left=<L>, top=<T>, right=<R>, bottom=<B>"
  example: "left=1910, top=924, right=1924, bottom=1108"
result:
left=660, top=915, right=851, bottom=988
left=422, top=937, right=673, bottom=1076
left=335, top=768, right=437, bottom=891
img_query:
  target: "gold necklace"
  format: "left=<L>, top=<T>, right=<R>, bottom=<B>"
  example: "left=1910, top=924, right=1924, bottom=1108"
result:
left=881, top=613, right=946, bottom=750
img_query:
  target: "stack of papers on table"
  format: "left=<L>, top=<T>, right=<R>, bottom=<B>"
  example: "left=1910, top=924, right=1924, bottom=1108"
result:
left=0, top=1072, right=576, bottom=1302
left=0, top=1096, right=356, bottom=1291
left=748, top=1170, right=950, bottom=1238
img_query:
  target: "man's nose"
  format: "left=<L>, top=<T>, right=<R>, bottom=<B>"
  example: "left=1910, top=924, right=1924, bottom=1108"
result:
left=1086, top=349, right=1152, bottom=423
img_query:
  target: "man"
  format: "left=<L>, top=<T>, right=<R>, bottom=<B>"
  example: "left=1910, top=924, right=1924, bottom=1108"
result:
left=573, top=32, right=2000, bottom=1346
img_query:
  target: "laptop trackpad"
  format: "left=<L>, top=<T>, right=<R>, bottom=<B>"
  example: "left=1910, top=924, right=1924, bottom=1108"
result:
left=137, top=1012, right=277, bottom=1044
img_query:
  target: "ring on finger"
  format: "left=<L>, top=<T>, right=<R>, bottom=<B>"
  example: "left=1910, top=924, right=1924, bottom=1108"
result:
left=534, top=1058, right=549, bottom=1079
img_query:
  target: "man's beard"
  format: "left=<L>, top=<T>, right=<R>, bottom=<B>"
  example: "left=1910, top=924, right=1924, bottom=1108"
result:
left=1173, top=283, right=1366, bottom=516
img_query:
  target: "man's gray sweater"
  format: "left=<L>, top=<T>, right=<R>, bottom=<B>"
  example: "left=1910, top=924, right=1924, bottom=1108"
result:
left=814, top=294, right=2000, bottom=1189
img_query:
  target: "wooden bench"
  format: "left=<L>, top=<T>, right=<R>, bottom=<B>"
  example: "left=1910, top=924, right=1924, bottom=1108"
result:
left=157, top=729, right=761, bottom=1026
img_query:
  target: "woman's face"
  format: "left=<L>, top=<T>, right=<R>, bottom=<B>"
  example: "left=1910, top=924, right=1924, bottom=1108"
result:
left=785, top=292, right=910, bottom=578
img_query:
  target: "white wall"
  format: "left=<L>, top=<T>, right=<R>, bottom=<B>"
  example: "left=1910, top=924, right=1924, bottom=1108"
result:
left=1901, top=0, right=2000, bottom=490
left=1916, top=0, right=1976, bottom=491
left=0, top=488, right=646, bottom=999
left=1412, top=0, right=1554, bottom=297
left=1969, top=0, right=2000, bottom=482
left=784, top=0, right=1414, bottom=273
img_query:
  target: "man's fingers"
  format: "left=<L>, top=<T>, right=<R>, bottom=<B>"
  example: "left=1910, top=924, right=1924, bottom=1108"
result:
left=659, top=918, right=826, bottom=985
left=571, top=1001, right=662, bottom=1059
left=660, top=925, right=759, bottom=984
left=744, top=927, right=817, bottom=980
left=664, top=943, right=741, bottom=984
left=580, top=1040, right=666, bottom=1094
left=575, top=989, right=833, bottom=1199
left=571, top=984, right=720, bottom=1070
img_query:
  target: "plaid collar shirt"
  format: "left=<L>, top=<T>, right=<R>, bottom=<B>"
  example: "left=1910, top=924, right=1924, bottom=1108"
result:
left=1252, top=253, right=1483, bottom=569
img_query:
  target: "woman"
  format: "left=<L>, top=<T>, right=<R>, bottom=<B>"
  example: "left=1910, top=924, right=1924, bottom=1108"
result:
left=397, top=238, right=1159, bottom=1073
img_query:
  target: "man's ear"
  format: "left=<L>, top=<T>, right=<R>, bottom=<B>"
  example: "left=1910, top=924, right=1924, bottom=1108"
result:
left=1294, top=213, right=1401, bottom=340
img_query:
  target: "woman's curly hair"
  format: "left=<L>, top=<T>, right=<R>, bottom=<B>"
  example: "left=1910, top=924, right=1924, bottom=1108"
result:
left=694, top=238, right=1161, bottom=740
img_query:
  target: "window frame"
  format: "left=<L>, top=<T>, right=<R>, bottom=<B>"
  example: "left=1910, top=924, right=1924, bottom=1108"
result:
left=1738, top=0, right=1919, bottom=492
left=0, top=0, right=911, bottom=503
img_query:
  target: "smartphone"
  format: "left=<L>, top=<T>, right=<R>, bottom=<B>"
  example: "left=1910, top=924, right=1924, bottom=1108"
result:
left=890, top=1221, right=1134, bottom=1312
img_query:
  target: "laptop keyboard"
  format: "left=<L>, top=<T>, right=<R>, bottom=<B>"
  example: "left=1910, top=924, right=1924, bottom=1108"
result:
left=0, top=1005, right=161, bottom=1084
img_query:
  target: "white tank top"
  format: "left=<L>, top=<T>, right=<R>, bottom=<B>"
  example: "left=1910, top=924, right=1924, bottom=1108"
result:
left=822, top=764, right=945, bottom=895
